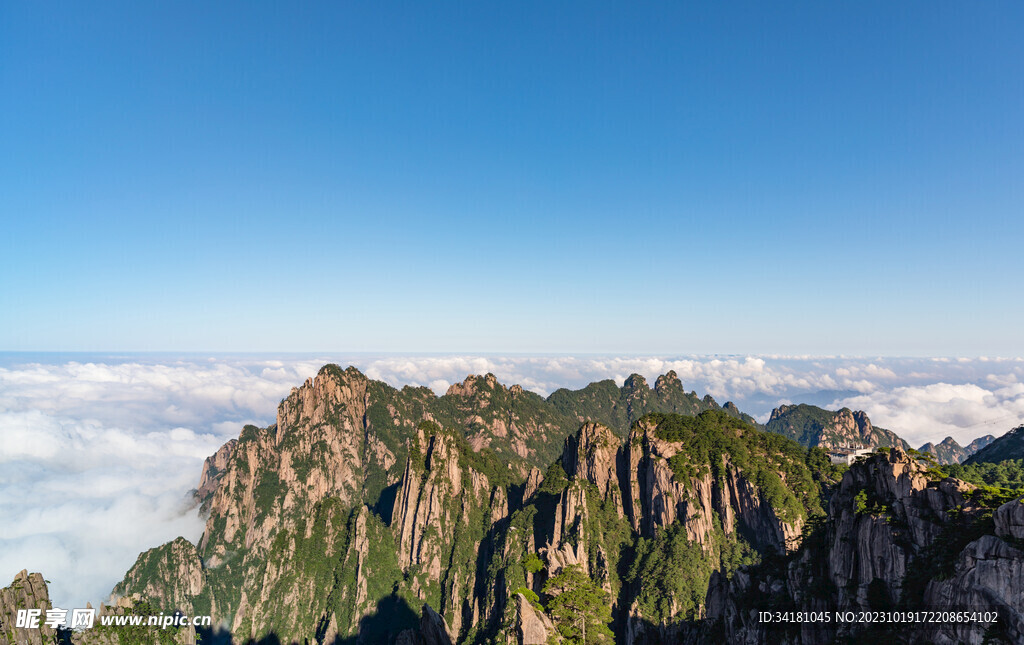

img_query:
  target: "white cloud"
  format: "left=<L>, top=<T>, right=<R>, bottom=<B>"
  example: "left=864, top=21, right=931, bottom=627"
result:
left=0, top=357, right=326, bottom=608
left=3, top=353, right=1024, bottom=609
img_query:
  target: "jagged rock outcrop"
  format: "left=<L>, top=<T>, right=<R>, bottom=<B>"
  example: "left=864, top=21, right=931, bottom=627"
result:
left=624, top=418, right=802, bottom=551
left=514, top=593, right=555, bottom=645
left=391, top=422, right=505, bottom=637
left=443, top=373, right=569, bottom=475
left=0, top=571, right=59, bottom=645
left=0, top=572, right=197, bottom=645
left=561, top=422, right=622, bottom=506
left=823, top=448, right=973, bottom=607
left=195, top=438, right=236, bottom=513
left=522, top=467, right=543, bottom=503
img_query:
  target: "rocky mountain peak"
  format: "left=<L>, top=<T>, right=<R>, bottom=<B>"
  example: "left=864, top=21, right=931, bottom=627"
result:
left=83, top=365, right=1024, bottom=645
left=966, top=433, right=996, bottom=453
left=276, top=363, right=370, bottom=441
left=832, top=408, right=874, bottom=444
left=918, top=436, right=974, bottom=465
left=445, top=373, right=503, bottom=398
left=654, top=370, right=682, bottom=393
left=770, top=404, right=794, bottom=422
left=765, top=403, right=909, bottom=451
left=1, top=571, right=59, bottom=645
left=623, top=373, right=648, bottom=390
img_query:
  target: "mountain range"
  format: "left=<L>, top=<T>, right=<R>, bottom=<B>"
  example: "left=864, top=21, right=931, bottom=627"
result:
left=2, top=365, right=1023, bottom=645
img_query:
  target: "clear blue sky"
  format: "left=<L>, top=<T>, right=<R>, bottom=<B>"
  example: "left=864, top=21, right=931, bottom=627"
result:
left=2, top=2, right=1022, bottom=355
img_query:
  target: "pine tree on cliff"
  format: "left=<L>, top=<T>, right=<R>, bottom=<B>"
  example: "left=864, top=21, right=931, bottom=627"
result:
left=542, top=565, right=614, bottom=645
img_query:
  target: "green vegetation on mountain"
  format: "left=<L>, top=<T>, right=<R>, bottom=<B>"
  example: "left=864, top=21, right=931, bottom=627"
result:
left=647, top=411, right=825, bottom=522
left=627, top=517, right=758, bottom=624
left=965, top=426, right=1024, bottom=465
left=765, top=404, right=839, bottom=446
left=765, top=403, right=910, bottom=451
left=88, top=599, right=180, bottom=645
left=97, top=365, right=1024, bottom=645
left=542, top=565, right=615, bottom=644
left=941, top=459, right=1024, bottom=491
left=547, top=371, right=757, bottom=437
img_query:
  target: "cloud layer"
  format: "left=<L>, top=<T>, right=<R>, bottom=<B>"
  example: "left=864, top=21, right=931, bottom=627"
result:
left=2, top=353, right=1023, bottom=608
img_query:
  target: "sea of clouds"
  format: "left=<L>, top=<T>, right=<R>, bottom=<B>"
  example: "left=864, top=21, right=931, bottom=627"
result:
left=2, top=353, right=1023, bottom=609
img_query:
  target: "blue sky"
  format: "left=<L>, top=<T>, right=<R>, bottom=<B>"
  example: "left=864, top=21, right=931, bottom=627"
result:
left=2, top=2, right=1022, bottom=354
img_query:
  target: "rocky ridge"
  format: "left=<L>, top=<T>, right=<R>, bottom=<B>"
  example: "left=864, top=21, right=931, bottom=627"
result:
left=918, top=435, right=996, bottom=465
left=766, top=403, right=910, bottom=451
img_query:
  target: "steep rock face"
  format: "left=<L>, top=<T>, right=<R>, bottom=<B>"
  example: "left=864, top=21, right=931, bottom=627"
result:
left=522, top=467, right=543, bottom=504
left=624, top=419, right=801, bottom=551
left=391, top=423, right=506, bottom=638
left=995, top=495, right=1024, bottom=540
left=0, top=571, right=59, bottom=645
left=822, top=448, right=971, bottom=607
left=195, top=439, right=236, bottom=514
left=706, top=448, right=1022, bottom=645
left=274, top=365, right=373, bottom=508
left=112, top=537, right=205, bottom=615
left=0, top=573, right=198, bottom=645
left=617, top=416, right=813, bottom=643
left=513, top=593, right=555, bottom=645
left=105, top=366, right=1019, bottom=645
left=114, top=366, right=419, bottom=643
left=419, top=604, right=456, bottom=645
left=561, top=422, right=622, bottom=507
left=766, top=404, right=910, bottom=451
left=198, top=366, right=386, bottom=561
left=519, top=413, right=815, bottom=643
left=924, top=536, right=1024, bottom=645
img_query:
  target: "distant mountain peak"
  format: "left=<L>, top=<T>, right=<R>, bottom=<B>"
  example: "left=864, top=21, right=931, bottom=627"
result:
left=765, top=403, right=909, bottom=451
